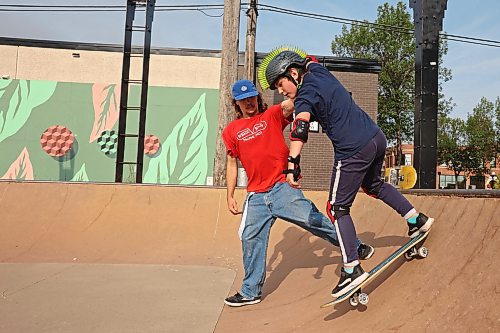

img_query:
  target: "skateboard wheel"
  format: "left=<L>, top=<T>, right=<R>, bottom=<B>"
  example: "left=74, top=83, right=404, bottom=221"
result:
left=349, top=295, right=359, bottom=307
left=404, top=251, right=413, bottom=260
left=358, top=292, right=369, bottom=305
left=418, top=246, right=428, bottom=258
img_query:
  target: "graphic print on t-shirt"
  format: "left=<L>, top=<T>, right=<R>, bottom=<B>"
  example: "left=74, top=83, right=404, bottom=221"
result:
left=236, top=120, right=267, bottom=141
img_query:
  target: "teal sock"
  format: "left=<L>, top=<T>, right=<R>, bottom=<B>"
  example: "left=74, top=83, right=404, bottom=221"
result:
left=344, top=267, right=354, bottom=274
left=407, top=215, right=418, bottom=225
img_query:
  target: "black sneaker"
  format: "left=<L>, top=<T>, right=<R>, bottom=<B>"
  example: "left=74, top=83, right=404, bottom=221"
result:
left=407, top=213, right=434, bottom=238
left=224, top=292, right=261, bottom=307
left=331, top=264, right=369, bottom=297
left=358, top=243, right=375, bottom=260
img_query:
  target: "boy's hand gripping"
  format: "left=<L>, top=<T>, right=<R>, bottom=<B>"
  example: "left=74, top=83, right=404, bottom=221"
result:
left=283, top=155, right=301, bottom=183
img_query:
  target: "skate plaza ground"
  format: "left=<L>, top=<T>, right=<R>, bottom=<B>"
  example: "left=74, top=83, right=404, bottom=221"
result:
left=1, top=181, right=499, bottom=332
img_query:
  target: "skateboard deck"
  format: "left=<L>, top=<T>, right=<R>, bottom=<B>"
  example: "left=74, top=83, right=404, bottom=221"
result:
left=321, top=228, right=431, bottom=308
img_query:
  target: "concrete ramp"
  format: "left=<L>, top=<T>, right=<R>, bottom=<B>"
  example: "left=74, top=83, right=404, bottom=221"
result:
left=0, top=263, right=234, bottom=333
left=0, top=181, right=499, bottom=332
left=216, top=192, right=500, bottom=332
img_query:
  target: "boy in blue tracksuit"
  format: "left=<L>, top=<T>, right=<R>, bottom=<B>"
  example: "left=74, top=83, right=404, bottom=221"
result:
left=257, top=46, right=434, bottom=297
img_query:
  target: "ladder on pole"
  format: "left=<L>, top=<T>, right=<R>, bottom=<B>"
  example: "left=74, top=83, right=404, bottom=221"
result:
left=115, top=0, right=156, bottom=183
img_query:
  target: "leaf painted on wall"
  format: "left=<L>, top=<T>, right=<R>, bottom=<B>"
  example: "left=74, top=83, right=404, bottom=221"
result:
left=0, top=80, right=12, bottom=90
left=71, top=163, right=89, bottom=182
left=1, top=147, right=34, bottom=180
left=0, top=80, right=57, bottom=143
left=89, top=84, right=120, bottom=143
left=144, top=93, right=209, bottom=185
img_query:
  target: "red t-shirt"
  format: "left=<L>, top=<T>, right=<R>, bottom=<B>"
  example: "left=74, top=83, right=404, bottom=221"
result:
left=222, top=104, right=290, bottom=192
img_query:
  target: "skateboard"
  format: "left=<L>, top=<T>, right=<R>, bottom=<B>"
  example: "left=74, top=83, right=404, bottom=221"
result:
left=320, top=228, right=431, bottom=308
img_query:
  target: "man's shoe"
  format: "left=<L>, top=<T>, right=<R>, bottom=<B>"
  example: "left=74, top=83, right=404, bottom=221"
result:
left=407, top=213, right=434, bottom=238
left=224, top=292, right=261, bottom=307
left=331, top=264, right=369, bottom=297
left=358, top=243, right=375, bottom=260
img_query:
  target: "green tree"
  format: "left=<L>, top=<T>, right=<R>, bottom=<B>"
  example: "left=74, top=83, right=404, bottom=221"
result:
left=466, top=97, right=497, bottom=176
left=495, top=97, right=500, bottom=156
left=331, top=1, right=452, bottom=165
left=438, top=97, right=498, bottom=189
left=437, top=34, right=455, bottom=117
left=437, top=116, right=480, bottom=188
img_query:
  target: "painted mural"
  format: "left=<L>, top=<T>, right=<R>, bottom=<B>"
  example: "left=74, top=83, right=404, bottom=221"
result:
left=0, top=79, right=219, bottom=184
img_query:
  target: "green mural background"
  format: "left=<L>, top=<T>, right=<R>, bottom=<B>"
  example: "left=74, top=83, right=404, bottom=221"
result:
left=0, top=79, right=219, bottom=184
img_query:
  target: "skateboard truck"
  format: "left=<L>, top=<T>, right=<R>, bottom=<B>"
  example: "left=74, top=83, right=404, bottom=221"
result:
left=349, top=289, right=369, bottom=307
left=346, top=243, right=429, bottom=308
left=404, top=244, right=428, bottom=260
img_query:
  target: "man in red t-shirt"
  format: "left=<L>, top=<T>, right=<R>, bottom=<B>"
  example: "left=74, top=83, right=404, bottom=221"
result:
left=222, top=80, right=374, bottom=307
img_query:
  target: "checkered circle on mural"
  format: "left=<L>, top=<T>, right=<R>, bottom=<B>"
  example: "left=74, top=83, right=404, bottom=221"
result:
left=97, top=130, right=118, bottom=155
left=144, top=134, right=160, bottom=155
left=40, top=125, right=75, bottom=157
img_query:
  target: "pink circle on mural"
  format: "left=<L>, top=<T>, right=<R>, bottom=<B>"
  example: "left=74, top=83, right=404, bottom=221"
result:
left=144, top=134, right=160, bottom=155
left=40, top=125, right=75, bottom=157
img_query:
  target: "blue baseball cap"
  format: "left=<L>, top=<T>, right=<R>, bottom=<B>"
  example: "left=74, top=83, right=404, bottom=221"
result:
left=231, top=79, right=259, bottom=101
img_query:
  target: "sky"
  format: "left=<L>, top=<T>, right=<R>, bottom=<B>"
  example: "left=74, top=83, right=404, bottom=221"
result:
left=0, top=0, right=499, bottom=119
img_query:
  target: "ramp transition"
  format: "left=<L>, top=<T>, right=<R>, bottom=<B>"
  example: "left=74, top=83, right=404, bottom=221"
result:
left=0, top=181, right=498, bottom=332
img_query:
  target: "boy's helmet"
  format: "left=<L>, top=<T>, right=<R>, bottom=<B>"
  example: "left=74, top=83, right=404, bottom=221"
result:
left=258, top=46, right=307, bottom=90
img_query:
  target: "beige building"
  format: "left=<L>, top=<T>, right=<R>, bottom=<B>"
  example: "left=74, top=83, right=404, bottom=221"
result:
left=0, top=38, right=221, bottom=88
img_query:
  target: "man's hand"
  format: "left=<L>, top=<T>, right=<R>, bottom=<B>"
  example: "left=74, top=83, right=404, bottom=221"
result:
left=227, top=197, right=241, bottom=215
left=286, top=173, right=301, bottom=188
left=281, top=98, right=295, bottom=118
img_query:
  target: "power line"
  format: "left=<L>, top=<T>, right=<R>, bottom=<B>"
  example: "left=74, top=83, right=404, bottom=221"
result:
left=444, top=33, right=500, bottom=45
left=0, top=4, right=226, bottom=12
left=442, top=36, right=500, bottom=48
left=258, top=4, right=500, bottom=48
left=0, top=4, right=228, bottom=8
left=259, top=3, right=413, bottom=34
left=1, top=3, right=499, bottom=48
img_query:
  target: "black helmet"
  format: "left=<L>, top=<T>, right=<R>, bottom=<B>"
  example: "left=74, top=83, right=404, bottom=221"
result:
left=258, top=46, right=307, bottom=90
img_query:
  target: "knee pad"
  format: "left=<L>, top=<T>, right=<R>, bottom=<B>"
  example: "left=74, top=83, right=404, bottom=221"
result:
left=327, top=202, right=350, bottom=222
left=333, top=205, right=351, bottom=219
left=362, top=182, right=383, bottom=198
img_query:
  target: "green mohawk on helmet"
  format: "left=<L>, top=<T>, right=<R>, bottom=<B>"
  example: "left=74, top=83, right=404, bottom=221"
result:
left=257, top=45, right=307, bottom=90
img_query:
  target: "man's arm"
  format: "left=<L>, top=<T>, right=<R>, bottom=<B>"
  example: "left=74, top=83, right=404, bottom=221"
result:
left=281, top=98, right=295, bottom=119
left=287, top=111, right=311, bottom=188
left=226, top=154, right=241, bottom=214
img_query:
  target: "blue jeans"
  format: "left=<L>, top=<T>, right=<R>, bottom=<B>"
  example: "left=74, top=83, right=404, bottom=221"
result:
left=238, top=181, right=361, bottom=299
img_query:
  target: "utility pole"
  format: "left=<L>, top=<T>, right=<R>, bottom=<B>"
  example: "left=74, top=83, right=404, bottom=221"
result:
left=410, top=0, right=447, bottom=189
left=213, top=0, right=241, bottom=187
left=244, top=0, right=258, bottom=81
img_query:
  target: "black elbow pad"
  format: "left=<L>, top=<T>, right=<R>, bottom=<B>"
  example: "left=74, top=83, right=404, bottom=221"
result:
left=290, top=118, right=310, bottom=143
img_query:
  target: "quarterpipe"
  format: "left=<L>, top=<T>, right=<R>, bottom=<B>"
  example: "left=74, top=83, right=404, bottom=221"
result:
left=0, top=181, right=498, bottom=332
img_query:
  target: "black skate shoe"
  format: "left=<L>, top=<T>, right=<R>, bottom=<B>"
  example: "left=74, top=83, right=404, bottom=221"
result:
left=407, top=213, right=434, bottom=238
left=224, top=292, right=261, bottom=307
left=331, top=264, right=369, bottom=297
left=357, top=243, right=375, bottom=260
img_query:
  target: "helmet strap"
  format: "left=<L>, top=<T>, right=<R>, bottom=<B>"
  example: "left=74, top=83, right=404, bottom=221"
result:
left=284, top=72, right=303, bottom=91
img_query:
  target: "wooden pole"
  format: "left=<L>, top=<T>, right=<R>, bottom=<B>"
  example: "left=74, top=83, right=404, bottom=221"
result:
left=213, top=0, right=241, bottom=187
left=244, top=0, right=257, bottom=82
